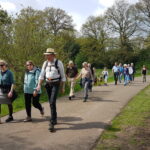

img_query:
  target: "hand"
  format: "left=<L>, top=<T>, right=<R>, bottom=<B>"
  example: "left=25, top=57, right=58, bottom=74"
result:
left=36, top=85, right=41, bottom=92
left=48, top=78, right=52, bottom=81
left=8, top=91, right=13, bottom=98
left=33, top=90, right=38, bottom=97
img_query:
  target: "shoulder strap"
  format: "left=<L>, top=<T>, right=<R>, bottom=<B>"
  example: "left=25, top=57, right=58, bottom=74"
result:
left=55, top=59, right=60, bottom=76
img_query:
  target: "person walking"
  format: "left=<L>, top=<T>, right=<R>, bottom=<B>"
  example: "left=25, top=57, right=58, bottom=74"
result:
left=102, top=67, right=109, bottom=86
left=128, top=64, right=133, bottom=83
left=66, top=60, right=78, bottom=100
left=36, top=48, right=66, bottom=132
left=112, top=62, right=119, bottom=85
left=88, top=63, right=94, bottom=92
left=123, top=64, right=129, bottom=86
left=23, top=60, right=44, bottom=122
left=141, top=65, right=147, bottom=83
left=118, top=63, right=124, bottom=83
left=131, top=63, right=136, bottom=81
left=0, top=60, right=15, bottom=123
left=76, top=62, right=93, bottom=102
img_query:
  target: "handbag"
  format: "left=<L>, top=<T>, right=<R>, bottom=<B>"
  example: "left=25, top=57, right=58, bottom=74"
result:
left=10, top=90, right=18, bottom=102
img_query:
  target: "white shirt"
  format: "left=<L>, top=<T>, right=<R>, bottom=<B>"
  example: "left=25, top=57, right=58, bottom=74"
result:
left=39, top=59, right=66, bottom=82
left=112, top=66, right=119, bottom=73
left=102, top=71, right=108, bottom=76
left=128, top=67, right=133, bottom=75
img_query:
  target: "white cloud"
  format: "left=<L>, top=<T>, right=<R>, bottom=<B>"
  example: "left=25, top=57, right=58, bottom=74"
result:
left=0, top=1, right=16, bottom=11
left=98, top=0, right=115, bottom=8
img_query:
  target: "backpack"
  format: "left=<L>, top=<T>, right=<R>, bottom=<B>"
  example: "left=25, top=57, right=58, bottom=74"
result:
left=33, top=67, right=41, bottom=76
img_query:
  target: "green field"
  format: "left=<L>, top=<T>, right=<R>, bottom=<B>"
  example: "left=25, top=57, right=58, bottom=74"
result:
left=95, top=85, right=150, bottom=150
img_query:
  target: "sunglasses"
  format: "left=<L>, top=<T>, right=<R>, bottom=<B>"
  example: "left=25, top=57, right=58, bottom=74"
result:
left=26, top=64, right=32, bottom=66
left=0, top=64, right=5, bottom=67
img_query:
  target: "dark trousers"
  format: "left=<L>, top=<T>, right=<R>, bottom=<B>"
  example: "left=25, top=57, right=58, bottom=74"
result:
left=114, top=72, right=119, bottom=85
left=45, top=82, right=60, bottom=125
left=0, top=104, right=13, bottom=117
left=24, top=93, right=42, bottom=117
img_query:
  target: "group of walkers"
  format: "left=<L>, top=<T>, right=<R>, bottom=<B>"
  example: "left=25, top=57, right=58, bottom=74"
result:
left=112, top=62, right=136, bottom=86
left=0, top=48, right=148, bottom=132
left=0, top=48, right=95, bottom=132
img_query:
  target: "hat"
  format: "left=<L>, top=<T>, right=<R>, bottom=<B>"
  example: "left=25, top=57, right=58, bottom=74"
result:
left=69, top=60, right=73, bottom=65
left=44, top=48, right=57, bottom=55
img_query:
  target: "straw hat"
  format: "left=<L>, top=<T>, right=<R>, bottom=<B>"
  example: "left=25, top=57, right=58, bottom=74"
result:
left=69, top=60, right=73, bottom=65
left=44, top=48, right=57, bottom=55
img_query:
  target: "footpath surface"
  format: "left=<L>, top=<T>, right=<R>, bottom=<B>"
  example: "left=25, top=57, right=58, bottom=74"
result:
left=0, top=77, right=149, bottom=150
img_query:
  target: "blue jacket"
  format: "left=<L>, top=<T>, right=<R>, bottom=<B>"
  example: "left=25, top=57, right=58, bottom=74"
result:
left=24, top=67, right=41, bottom=94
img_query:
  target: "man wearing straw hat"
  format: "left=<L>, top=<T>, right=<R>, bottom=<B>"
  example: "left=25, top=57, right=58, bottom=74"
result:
left=36, top=48, right=66, bottom=132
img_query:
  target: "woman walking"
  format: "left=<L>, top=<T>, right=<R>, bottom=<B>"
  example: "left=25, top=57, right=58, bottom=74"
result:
left=141, top=65, right=147, bottom=83
left=0, top=60, right=15, bottom=123
left=76, top=62, right=93, bottom=102
left=102, top=67, right=109, bottom=86
left=23, top=60, right=44, bottom=122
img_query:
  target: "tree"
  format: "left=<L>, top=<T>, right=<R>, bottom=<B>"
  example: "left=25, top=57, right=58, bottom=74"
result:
left=43, top=7, right=74, bottom=36
left=135, top=0, right=150, bottom=33
left=105, top=0, right=138, bottom=51
left=82, top=16, right=108, bottom=53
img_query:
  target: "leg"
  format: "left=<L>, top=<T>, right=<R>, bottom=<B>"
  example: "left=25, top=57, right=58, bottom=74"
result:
left=83, top=81, right=89, bottom=102
left=24, top=93, right=32, bottom=117
left=46, top=83, right=60, bottom=125
left=32, top=94, right=43, bottom=112
left=69, top=79, right=75, bottom=97
left=5, top=104, right=14, bottom=122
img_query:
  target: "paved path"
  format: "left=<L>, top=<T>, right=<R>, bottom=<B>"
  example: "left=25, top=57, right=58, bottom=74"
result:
left=0, top=77, right=149, bottom=150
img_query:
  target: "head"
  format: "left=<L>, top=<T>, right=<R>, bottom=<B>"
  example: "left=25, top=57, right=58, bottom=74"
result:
left=88, top=63, right=91, bottom=68
left=68, top=60, right=74, bottom=67
left=131, top=63, right=134, bottom=66
left=124, top=64, right=127, bottom=68
left=115, top=62, right=118, bottom=66
left=44, top=48, right=56, bottom=62
left=82, top=62, right=88, bottom=68
left=0, top=60, right=8, bottom=71
left=104, top=67, right=107, bottom=70
left=143, top=65, right=146, bottom=68
left=119, top=63, right=122, bottom=66
left=26, top=60, right=34, bottom=71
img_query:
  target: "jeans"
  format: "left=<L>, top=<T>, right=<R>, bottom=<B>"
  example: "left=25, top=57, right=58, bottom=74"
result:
left=24, top=94, right=42, bottom=117
left=124, top=75, right=129, bottom=85
left=82, top=78, right=90, bottom=99
left=45, top=82, right=60, bottom=125
left=114, top=72, right=119, bottom=85
left=143, top=75, right=146, bottom=82
left=119, top=73, right=123, bottom=83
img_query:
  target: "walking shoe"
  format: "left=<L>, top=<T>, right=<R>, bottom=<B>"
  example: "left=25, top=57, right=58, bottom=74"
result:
left=53, top=120, right=57, bottom=125
left=40, top=107, right=44, bottom=116
left=23, top=117, right=32, bottom=122
left=5, top=116, right=14, bottom=123
left=49, top=123, right=55, bottom=132
left=72, top=95, right=75, bottom=98
left=69, top=96, right=72, bottom=100
left=83, top=98, right=87, bottom=102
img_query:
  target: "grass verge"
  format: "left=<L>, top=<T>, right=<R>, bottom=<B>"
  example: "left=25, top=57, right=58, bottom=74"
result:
left=95, top=85, right=150, bottom=150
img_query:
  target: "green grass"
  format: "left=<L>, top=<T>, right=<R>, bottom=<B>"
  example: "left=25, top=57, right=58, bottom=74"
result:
left=95, top=85, right=150, bottom=150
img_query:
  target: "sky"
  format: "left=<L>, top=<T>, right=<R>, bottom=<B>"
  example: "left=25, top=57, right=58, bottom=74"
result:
left=0, top=0, right=139, bottom=31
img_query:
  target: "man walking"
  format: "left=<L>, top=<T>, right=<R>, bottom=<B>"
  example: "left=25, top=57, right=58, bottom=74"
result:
left=66, top=60, right=78, bottom=100
left=112, top=62, right=119, bottom=85
left=36, top=48, right=66, bottom=132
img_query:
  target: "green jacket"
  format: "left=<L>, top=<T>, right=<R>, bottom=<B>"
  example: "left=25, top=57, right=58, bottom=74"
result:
left=24, top=67, right=41, bottom=94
